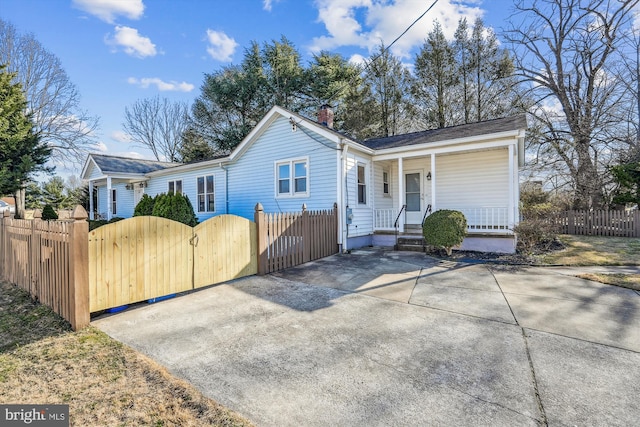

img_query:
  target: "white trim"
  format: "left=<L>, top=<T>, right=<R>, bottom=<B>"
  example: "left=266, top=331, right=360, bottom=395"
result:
left=274, top=156, right=310, bottom=199
left=397, top=157, right=404, bottom=230
left=168, top=179, right=183, bottom=195
left=89, top=181, right=94, bottom=220
left=382, top=169, right=390, bottom=196
left=106, top=176, right=112, bottom=220
left=356, top=162, right=368, bottom=205
left=431, top=155, right=436, bottom=212
left=372, top=136, right=519, bottom=161
left=196, top=175, right=216, bottom=213
left=508, top=144, right=516, bottom=229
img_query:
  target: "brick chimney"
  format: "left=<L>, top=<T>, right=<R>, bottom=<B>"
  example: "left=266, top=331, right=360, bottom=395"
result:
left=317, top=104, right=334, bottom=129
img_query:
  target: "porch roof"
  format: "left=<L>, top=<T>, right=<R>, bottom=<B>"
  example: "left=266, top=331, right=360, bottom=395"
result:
left=82, top=153, right=178, bottom=180
left=361, top=115, right=527, bottom=150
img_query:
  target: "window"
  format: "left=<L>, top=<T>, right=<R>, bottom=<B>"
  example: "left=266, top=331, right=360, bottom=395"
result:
left=111, top=189, right=117, bottom=215
left=383, top=171, right=390, bottom=196
left=168, top=180, right=182, bottom=195
left=357, top=164, right=367, bottom=204
left=197, top=175, right=215, bottom=212
left=276, top=159, right=308, bottom=197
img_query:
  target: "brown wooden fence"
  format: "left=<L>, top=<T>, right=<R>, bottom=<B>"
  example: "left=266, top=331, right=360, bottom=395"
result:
left=255, top=203, right=339, bottom=274
left=550, top=210, right=640, bottom=237
left=1, top=204, right=337, bottom=327
left=0, top=207, right=89, bottom=330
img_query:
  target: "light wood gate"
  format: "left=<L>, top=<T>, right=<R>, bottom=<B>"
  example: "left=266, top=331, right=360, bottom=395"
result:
left=89, top=215, right=257, bottom=312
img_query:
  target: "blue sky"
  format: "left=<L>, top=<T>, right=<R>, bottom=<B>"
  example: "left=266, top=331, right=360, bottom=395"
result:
left=1, top=0, right=514, bottom=178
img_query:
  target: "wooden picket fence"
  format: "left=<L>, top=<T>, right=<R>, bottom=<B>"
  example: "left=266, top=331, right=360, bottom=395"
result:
left=0, top=203, right=338, bottom=326
left=255, top=203, right=339, bottom=274
left=549, top=210, right=640, bottom=237
left=0, top=207, right=89, bottom=330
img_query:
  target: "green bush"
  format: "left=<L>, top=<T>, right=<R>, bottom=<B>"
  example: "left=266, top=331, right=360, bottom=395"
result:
left=41, top=204, right=58, bottom=221
left=151, top=193, right=198, bottom=226
left=133, top=194, right=155, bottom=216
left=422, top=209, right=467, bottom=256
left=88, top=217, right=125, bottom=231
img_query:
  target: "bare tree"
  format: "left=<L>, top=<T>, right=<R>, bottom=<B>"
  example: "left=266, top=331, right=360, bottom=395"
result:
left=504, top=0, right=638, bottom=209
left=123, top=96, right=189, bottom=162
left=0, top=19, right=99, bottom=165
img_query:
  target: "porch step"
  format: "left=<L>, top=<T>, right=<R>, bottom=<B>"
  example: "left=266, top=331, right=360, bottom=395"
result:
left=404, top=224, right=422, bottom=233
left=395, top=235, right=425, bottom=252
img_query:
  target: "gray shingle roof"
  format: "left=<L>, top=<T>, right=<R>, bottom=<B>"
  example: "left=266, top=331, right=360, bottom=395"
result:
left=361, top=114, right=527, bottom=150
left=91, top=154, right=177, bottom=174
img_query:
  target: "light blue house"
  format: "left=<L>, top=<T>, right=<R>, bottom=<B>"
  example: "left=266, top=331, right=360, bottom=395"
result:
left=81, top=105, right=526, bottom=253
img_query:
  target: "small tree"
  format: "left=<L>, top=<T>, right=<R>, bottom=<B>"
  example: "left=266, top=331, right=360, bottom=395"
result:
left=422, top=210, right=467, bottom=256
left=133, top=193, right=155, bottom=216
left=151, top=193, right=198, bottom=226
left=41, top=204, right=58, bottom=220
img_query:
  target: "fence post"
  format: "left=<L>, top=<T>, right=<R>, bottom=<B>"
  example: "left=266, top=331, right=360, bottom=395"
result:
left=68, top=205, right=89, bottom=330
left=0, top=210, right=7, bottom=280
left=30, top=209, right=42, bottom=297
left=302, top=204, right=311, bottom=263
left=254, top=203, right=267, bottom=275
left=333, top=202, right=339, bottom=252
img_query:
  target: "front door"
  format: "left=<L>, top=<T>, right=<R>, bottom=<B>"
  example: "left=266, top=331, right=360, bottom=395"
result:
left=405, top=171, right=423, bottom=224
left=134, top=186, right=145, bottom=206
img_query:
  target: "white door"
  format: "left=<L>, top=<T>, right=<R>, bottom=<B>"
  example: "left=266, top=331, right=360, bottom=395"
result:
left=134, top=186, right=144, bottom=206
left=405, top=171, right=423, bottom=224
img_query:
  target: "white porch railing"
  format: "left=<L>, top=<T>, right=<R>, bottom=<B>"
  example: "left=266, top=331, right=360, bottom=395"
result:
left=373, top=207, right=511, bottom=233
left=457, top=207, right=510, bottom=233
left=374, top=208, right=399, bottom=230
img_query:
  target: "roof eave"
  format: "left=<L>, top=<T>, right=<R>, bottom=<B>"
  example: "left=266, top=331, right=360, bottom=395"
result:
left=371, top=128, right=524, bottom=157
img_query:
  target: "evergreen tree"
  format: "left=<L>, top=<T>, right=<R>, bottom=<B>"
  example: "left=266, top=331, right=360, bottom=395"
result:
left=0, top=64, right=52, bottom=218
left=414, top=20, right=457, bottom=128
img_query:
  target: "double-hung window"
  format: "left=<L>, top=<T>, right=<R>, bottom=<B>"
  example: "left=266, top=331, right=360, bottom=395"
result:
left=197, top=175, right=215, bottom=212
left=357, top=164, right=367, bottom=204
left=383, top=171, right=390, bottom=196
left=276, top=158, right=308, bottom=197
left=111, top=189, right=117, bottom=215
left=168, top=180, right=182, bottom=195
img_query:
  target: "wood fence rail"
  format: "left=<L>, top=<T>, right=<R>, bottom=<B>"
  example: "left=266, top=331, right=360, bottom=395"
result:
left=255, top=203, right=339, bottom=275
left=0, top=207, right=89, bottom=330
left=549, top=210, right=640, bottom=237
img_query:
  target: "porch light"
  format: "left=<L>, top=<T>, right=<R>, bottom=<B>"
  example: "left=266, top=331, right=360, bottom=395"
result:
left=427, top=172, right=432, bottom=180
left=125, top=184, right=133, bottom=190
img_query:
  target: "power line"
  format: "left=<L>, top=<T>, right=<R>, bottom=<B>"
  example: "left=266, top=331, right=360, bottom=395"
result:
left=325, top=0, right=440, bottom=103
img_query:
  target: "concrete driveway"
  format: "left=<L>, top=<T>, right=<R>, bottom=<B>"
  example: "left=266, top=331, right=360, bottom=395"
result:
left=93, top=248, right=640, bottom=426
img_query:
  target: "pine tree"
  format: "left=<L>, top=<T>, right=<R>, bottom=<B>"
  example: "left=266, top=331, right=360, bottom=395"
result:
left=0, top=64, right=52, bottom=218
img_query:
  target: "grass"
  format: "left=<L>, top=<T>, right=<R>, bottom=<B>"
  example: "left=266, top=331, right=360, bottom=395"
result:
left=576, top=273, right=640, bottom=292
left=0, top=281, right=253, bottom=427
left=537, top=234, right=640, bottom=266
left=535, top=234, right=640, bottom=292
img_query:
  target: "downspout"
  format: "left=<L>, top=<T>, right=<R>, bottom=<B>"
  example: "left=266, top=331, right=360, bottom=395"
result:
left=341, top=142, right=350, bottom=253
left=220, top=162, right=229, bottom=214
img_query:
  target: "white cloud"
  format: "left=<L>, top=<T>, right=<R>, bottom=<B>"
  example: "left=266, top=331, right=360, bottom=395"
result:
left=106, top=26, right=157, bottom=58
left=310, top=0, right=484, bottom=59
left=263, top=0, right=282, bottom=11
left=205, top=29, right=238, bottom=62
left=72, top=0, right=145, bottom=23
left=95, top=141, right=109, bottom=151
left=110, top=131, right=131, bottom=143
left=127, top=77, right=195, bottom=92
left=348, top=53, right=367, bottom=66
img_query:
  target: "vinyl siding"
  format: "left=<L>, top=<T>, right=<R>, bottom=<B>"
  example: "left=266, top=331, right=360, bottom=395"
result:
left=435, top=148, right=508, bottom=209
left=87, top=162, right=103, bottom=180
left=373, top=161, right=394, bottom=211
left=145, top=164, right=226, bottom=222
left=228, top=116, right=338, bottom=219
left=96, top=183, right=133, bottom=218
left=345, top=152, right=373, bottom=237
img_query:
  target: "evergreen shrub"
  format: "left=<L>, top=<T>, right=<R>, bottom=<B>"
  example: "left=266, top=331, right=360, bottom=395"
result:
left=422, top=209, right=467, bottom=256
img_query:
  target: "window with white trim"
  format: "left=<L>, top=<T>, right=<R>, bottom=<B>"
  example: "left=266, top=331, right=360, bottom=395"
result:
left=168, top=180, right=182, bottom=195
left=383, top=170, right=390, bottom=196
left=276, top=158, right=308, bottom=197
left=357, top=164, right=367, bottom=204
left=111, top=189, right=117, bottom=215
left=197, top=175, right=215, bottom=212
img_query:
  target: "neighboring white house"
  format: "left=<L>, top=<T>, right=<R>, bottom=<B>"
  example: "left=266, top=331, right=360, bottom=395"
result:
left=81, top=105, right=526, bottom=253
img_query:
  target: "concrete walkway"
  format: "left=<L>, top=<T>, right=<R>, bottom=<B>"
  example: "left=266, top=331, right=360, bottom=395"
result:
left=93, top=248, right=640, bottom=426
